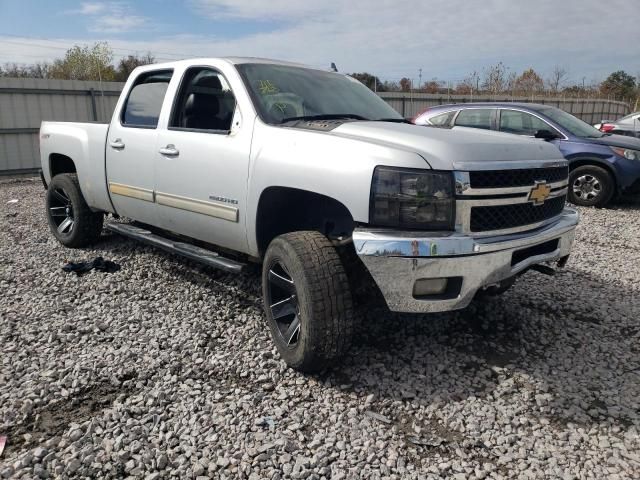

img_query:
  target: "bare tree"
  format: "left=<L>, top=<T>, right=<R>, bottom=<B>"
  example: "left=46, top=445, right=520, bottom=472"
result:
left=481, top=62, right=509, bottom=95
left=456, top=71, right=480, bottom=95
left=547, top=65, right=568, bottom=94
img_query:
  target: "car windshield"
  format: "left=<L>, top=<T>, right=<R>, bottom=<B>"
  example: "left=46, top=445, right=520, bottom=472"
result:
left=539, top=107, right=604, bottom=138
left=236, top=63, right=403, bottom=125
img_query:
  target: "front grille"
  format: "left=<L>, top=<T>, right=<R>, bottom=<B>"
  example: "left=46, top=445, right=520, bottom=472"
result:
left=469, top=166, right=568, bottom=188
left=470, top=195, right=566, bottom=232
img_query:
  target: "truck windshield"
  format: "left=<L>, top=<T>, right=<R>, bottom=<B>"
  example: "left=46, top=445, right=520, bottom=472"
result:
left=236, top=63, right=403, bottom=125
left=539, top=107, right=604, bottom=138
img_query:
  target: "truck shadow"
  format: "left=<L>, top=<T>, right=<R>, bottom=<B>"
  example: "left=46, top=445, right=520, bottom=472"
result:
left=329, top=266, right=639, bottom=433
left=99, top=218, right=639, bottom=438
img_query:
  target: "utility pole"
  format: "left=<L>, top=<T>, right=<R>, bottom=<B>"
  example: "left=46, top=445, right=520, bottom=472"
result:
left=418, top=68, right=422, bottom=91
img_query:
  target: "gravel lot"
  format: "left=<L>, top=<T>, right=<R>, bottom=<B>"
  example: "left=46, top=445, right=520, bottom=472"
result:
left=1, top=178, right=639, bottom=479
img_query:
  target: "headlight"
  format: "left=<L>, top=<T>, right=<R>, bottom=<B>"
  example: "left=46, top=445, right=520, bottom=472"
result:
left=611, top=147, right=640, bottom=161
left=370, top=167, right=454, bottom=230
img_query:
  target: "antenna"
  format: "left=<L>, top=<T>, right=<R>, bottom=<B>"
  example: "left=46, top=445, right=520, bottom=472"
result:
left=330, top=62, right=338, bottom=72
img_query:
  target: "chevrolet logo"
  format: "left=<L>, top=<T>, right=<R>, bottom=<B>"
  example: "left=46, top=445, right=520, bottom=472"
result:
left=528, top=181, right=551, bottom=206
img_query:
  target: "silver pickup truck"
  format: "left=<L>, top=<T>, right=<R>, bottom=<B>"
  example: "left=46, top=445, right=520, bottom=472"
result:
left=40, top=57, right=579, bottom=372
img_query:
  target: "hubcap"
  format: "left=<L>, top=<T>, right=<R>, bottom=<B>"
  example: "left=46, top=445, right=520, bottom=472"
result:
left=572, top=174, right=601, bottom=201
left=266, top=262, right=300, bottom=347
left=49, top=188, right=75, bottom=234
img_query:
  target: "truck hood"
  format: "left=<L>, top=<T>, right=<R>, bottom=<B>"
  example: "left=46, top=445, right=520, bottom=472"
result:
left=331, top=122, right=565, bottom=170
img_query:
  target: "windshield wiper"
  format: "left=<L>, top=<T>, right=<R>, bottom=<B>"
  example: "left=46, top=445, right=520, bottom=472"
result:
left=375, top=117, right=412, bottom=123
left=280, top=113, right=369, bottom=124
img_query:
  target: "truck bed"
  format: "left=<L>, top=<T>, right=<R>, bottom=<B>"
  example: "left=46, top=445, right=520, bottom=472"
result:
left=40, top=121, right=113, bottom=214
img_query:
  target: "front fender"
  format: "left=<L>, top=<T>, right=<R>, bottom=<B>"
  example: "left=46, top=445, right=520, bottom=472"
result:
left=245, top=121, right=431, bottom=256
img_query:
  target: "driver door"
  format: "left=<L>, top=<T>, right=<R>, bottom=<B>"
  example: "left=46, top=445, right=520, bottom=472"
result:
left=154, top=66, right=251, bottom=253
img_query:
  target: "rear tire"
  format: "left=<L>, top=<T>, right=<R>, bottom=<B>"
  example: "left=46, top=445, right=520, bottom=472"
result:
left=262, top=231, right=354, bottom=372
left=568, top=165, right=614, bottom=207
left=46, top=174, right=103, bottom=248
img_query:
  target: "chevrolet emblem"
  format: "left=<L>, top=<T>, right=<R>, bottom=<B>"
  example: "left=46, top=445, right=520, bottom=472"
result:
left=528, top=181, right=551, bottom=206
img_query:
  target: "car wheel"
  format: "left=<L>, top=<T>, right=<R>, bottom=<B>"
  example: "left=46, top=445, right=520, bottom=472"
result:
left=262, top=231, right=354, bottom=372
left=568, top=165, right=614, bottom=207
left=46, top=174, right=104, bottom=247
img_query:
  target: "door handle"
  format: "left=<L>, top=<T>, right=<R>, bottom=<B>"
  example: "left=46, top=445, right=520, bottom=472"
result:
left=159, top=144, right=179, bottom=156
left=109, top=139, right=125, bottom=150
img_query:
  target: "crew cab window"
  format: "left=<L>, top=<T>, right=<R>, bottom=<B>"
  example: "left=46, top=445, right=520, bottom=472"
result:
left=499, top=110, right=550, bottom=136
left=454, top=109, right=493, bottom=130
left=170, top=68, right=236, bottom=132
left=429, top=111, right=456, bottom=126
left=122, top=70, right=172, bottom=128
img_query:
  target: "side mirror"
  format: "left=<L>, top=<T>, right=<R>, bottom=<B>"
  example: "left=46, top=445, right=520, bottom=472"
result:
left=534, top=129, right=559, bottom=141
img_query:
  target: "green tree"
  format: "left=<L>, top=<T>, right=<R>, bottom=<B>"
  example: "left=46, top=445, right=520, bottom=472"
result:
left=115, top=53, right=155, bottom=82
left=349, top=72, right=385, bottom=92
left=0, top=62, right=50, bottom=78
left=399, top=77, right=411, bottom=92
left=600, top=70, right=636, bottom=99
left=380, top=80, right=400, bottom=91
left=49, top=42, right=115, bottom=81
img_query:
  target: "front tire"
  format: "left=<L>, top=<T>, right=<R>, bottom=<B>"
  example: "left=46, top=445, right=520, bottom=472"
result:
left=46, top=174, right=104, bottom=248
left=568, top=165, right=614, bottom=207
left=262, top=231, right=354, bottom=372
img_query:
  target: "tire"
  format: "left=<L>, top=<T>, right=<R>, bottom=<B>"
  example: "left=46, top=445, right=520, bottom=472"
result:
left=568, top=165, right=615, bottom=207
left=46, top=174, right=104, bottom=248
left=262, top=231, right=354, bottom=372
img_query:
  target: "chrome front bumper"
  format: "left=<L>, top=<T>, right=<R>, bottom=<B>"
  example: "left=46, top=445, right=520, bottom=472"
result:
left=353, top=208, right=579, bottom=313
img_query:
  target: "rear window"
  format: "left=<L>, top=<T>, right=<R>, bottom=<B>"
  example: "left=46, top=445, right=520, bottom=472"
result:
left=122, top=70, right=173, bottom=128
left=455, top=109, right=493, bottom=130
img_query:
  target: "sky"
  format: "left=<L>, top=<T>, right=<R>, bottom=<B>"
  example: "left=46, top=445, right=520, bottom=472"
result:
left=0, top=0, right=638, bottom=85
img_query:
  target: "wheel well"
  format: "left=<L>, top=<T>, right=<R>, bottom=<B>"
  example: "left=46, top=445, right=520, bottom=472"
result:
left=49, top=154, right=76, bottom=178
left=569, top=159, right=617, bottom=188
left=256, top=187, right=354, bottom=256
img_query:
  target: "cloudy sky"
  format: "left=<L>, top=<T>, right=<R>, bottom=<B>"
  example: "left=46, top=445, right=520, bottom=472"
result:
left=0, top=0, right=638, bottom=84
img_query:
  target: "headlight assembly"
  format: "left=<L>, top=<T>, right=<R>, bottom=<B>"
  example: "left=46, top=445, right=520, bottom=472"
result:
left=611, top=146, right=640, bottom=161
left=369, top=167, right=455, bottom=230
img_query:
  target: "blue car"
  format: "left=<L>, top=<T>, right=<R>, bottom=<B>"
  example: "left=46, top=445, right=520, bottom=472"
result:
left=413, top=103, right=640, bottom=207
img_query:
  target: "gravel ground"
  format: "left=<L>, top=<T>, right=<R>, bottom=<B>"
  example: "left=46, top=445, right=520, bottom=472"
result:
left=1, top=178, right=639, bottom=479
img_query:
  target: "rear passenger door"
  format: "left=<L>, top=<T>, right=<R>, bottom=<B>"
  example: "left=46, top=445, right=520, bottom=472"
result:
left=154, top=66, right=251, bottom=253
left=453, top=108, right=497, bottom=131
left=106, top=69, right=173, bottom=225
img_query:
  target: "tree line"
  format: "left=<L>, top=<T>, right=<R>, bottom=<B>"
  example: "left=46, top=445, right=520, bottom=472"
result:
left=1, top=41, right=637, bottom=103
left=0, top=42, right=154, bottom=83
left=351, top=63, right=638, bottom=103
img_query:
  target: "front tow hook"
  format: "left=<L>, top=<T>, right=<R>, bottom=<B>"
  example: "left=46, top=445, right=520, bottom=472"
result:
left=530, top=264, right=556, bottom=276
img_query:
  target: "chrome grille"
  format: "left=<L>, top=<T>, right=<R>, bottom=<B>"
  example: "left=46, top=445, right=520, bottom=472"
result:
left=470, top=196, right=566, bottom=232
left=469, top=166, right=568, bottom=189
left=455, top=164, right=569, bottom=236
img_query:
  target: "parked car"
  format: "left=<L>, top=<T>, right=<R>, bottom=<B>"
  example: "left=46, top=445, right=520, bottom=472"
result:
left=39, top=59, right=578, bottom=372
left=594, top=111, right=640, bottom=137
left=413, top=103, right=640, bottom=207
